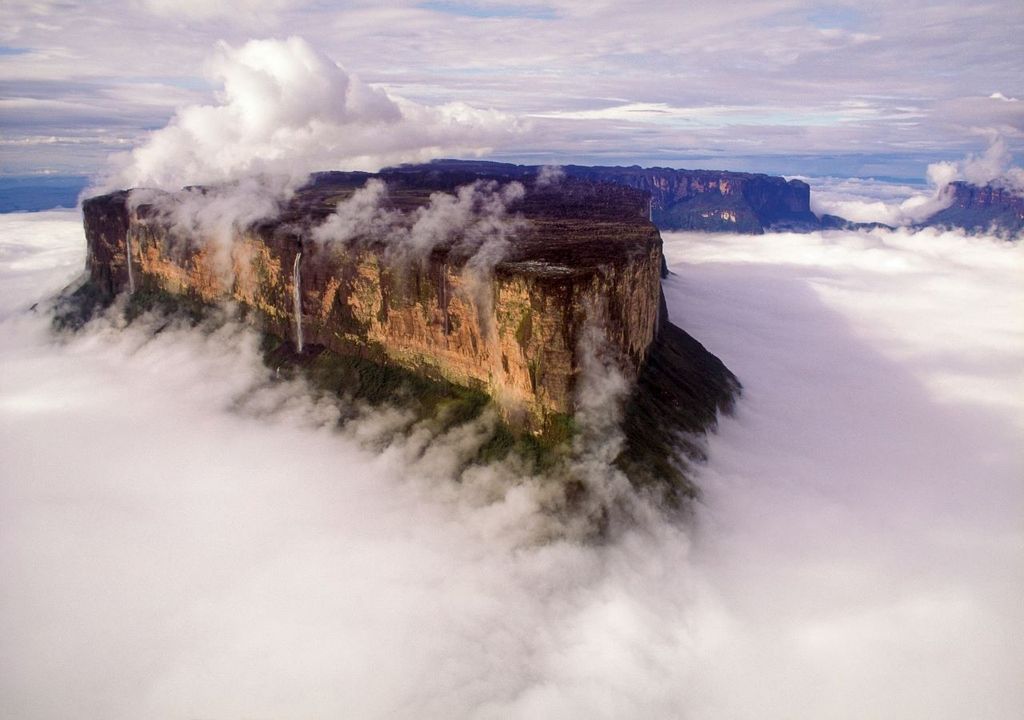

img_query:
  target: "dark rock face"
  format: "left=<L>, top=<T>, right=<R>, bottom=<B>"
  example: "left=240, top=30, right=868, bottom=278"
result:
left=919, top=181, right=1024, bottom=236
left=562, top=165, right=819, bottom=233
left=82, top=190, right=132, bottom=297
left=395, top=160, right=819, bottom=233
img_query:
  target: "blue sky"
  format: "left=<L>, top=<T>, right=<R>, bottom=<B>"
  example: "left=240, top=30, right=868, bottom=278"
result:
left=1, top=0, right=1021, bottom=181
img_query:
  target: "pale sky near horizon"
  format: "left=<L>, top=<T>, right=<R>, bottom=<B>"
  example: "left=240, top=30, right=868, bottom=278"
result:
left=1, top=0, right=1022, bottom=180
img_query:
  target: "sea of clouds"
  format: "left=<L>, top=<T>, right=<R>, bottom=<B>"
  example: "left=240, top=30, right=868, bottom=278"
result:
left=1, top=204, right=1021, bottom=718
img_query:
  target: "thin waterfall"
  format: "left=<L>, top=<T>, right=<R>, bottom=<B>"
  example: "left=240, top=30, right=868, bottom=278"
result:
left=441, top=263, right=449, bottom=335
left=125, top=232, right=135, bottom=294
left=293, top=251, right=304, bottom=353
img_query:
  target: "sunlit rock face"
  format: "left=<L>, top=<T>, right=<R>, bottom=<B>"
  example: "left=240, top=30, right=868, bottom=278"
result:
left=82, top=170, right=663, bottom=428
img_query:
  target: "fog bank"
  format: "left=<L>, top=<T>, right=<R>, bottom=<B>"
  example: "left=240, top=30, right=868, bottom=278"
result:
left=1, top=211, right=1021, bottom=718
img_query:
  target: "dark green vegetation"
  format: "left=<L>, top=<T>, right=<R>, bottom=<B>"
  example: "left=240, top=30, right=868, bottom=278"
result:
left=261, top=337, right=580, bottom=473
left=50, top=277, right=738, bottom=509
left=50, top=280, right=583, bottom=475
left=52, top=275, right=209, bottom=331
left=50, top=276, right=110, bottom=331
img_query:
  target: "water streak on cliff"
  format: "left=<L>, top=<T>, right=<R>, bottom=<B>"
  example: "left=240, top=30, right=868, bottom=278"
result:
left=293, top=251, right=304, bottom=353
left=125, top=231, right=135, bottom=294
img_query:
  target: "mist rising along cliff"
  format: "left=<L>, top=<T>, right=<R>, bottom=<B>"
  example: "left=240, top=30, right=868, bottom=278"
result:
left=79, top=165, right=739, bottom=501
left=918, top=181, right=1024, bottom=236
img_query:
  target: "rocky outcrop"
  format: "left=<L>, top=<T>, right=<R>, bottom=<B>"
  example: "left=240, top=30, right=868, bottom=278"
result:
left=82, top=172, right=667, bottom=430
left=918, top=181, right=1024, bottom=236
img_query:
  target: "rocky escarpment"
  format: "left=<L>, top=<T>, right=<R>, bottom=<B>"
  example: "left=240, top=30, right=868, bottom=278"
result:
left=81, top=170, right=737, bottom=446
left=918, top=181, right=1024, bottom=236
left=562, top=164, right=819, bottom=232
left=392, top=160, right=819, bottom=233
left=79, top=167, right=741, bottom=501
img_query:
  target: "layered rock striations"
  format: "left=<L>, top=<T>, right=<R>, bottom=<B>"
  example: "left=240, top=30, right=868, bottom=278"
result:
left=82, top=171, right=668, bottom=429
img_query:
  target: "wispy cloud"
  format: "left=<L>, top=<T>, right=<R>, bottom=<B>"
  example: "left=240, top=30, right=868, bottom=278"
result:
left=418, top=1, right=557, bottom=20
left=1, top=1, right=1021, bottom=177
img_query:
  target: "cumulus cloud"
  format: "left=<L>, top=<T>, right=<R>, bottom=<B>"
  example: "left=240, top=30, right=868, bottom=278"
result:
left=105, top=36, right=521, bottom=191
left=4, top=2, right=1024, bottom=176
left=2, top=187, right=1023, bottom=719
left=809, top=176, right=954, bottom=226
left=928, top=133, right=1024, bottom=192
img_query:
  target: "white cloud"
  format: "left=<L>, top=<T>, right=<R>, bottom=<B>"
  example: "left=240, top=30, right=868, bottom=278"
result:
left=108, top=36, right=522, bottom=190
left=1, top=180, right=1023, bottom=718
left=918, top=134, right=1024, bottom=196
left=3, top=2, right=1023, bottom=176
left=808, top=135, right=1024, bottom=225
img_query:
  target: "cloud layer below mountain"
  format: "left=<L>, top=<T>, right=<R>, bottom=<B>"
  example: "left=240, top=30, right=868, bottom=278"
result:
left=0, top=210, right=1021, bottom=718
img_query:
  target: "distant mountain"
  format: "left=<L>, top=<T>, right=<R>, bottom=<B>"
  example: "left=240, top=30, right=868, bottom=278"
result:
left=917, top=181, right=1024, bottom=236
left=562, top=164, right=821, bottom=233
left=403, top=160, right=819, bottom=233
left=413, top=161, right=1024, bottom=238
left=0, top=175, right=89, bottom=212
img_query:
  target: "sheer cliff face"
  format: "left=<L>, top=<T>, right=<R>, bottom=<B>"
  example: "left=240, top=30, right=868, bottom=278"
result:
left=391, top=160, right=819, bottom=233
left=921, top=181, right=1024, bottom=236
left=561, top=165, right=817, bottom=233
left=81, top=177, right=662, bottom=427
left=944, top=181, right=1024, bottom=211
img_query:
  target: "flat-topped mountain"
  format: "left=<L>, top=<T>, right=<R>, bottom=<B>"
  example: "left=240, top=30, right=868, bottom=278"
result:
left=391, top=159, right=819, bottom=233
left=386, top=160, right=1024, bottom=238
left=80, top=165, right=739, bottom=501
